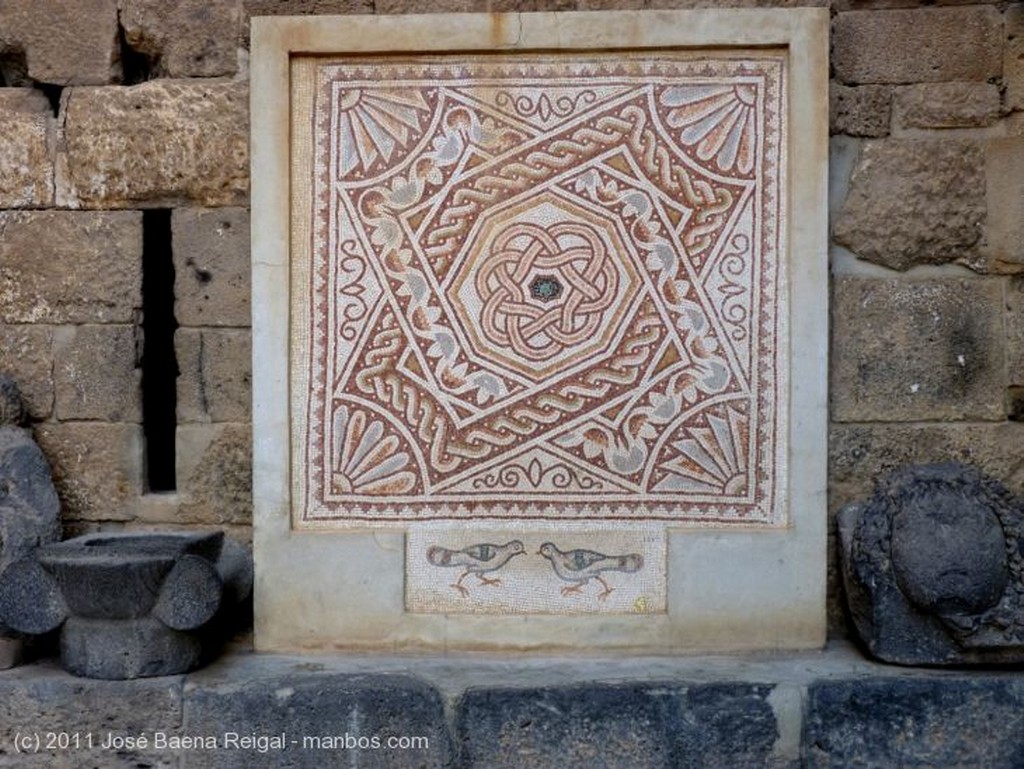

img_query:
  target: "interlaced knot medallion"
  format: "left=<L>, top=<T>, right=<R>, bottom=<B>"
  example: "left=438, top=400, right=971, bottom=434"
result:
left=476, top=221, right=619, bottom=361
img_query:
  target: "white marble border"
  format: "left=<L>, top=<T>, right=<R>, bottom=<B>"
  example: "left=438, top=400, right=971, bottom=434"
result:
left=252, top=9, right=828, bottom=652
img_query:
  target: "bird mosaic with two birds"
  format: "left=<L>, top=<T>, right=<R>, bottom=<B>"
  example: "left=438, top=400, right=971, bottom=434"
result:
left=425, top=539, right=643, bottom=600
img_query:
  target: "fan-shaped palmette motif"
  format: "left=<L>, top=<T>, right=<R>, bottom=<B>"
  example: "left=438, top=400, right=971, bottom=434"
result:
left=661, top=85, right=758, bottom=175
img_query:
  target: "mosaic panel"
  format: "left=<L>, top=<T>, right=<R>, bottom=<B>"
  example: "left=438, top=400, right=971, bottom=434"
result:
left=406, top=526, right=666, bottom=615
left=294, top=52, right=788, bottom=527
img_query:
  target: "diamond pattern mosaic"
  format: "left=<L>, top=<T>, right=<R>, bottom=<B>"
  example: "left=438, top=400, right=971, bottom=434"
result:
left=294, top=51, right=788, bottom=527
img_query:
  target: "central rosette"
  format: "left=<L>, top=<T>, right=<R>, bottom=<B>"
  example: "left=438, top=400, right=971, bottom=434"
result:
left=446, top=193, right=641, bottom=382
left=478, top=221, right=618, bottom=361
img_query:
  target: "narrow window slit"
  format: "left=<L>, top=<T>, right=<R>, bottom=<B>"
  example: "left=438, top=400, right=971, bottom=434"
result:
left=116, top=13, right=155, bottom=85
left=141, top=209, right=178, bottom=492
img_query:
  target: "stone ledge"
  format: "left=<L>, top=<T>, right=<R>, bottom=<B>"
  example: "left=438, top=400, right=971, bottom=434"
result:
left=1, top=643, right=1023, bottom=767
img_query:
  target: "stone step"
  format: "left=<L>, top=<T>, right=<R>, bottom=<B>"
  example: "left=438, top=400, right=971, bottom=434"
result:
left=0, top=642, right=1021, bottom=768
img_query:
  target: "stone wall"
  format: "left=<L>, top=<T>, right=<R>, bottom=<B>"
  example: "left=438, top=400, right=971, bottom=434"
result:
left=0, top=0, right=1020, bottom=637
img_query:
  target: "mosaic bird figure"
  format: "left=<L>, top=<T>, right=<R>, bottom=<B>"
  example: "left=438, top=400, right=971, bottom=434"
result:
left=426, top=540, right=525, bottom=597
left=538, top=542, right=643, bottom=601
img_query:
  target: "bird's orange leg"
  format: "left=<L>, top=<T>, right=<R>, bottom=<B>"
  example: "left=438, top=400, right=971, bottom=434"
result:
left=561, top=581, right=586, bottom=597
left=476, top=573, right=502, bottom=588
left=450, top=570, right=471, bottom=597
left=595, top=576, right=614, bottom=601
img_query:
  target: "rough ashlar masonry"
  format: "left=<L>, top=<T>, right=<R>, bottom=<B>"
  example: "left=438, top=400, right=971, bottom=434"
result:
left=829, top=83, right=891, bottom=138
left=832, top=7, right=1003, bottom=84
left=0, top=89, right=53, bottom=208
left=57, top=80, right=249, bottom=209
left=830, top=278, right=1005, bottom=422
left=0, top=0, right=120, bottom=86
left=0, top=211, right=142, bottom=323
left=894, top=82, right=1002, bottom=130
left=0, top=0, right=1021, bottom=639
left=833, top=140, right=986, bottom=272
left=118, top=0, right=242, bottom=79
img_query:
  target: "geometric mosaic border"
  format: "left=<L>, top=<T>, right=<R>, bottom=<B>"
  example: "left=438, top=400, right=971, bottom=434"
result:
left=293, top=51, right=788, bottom=527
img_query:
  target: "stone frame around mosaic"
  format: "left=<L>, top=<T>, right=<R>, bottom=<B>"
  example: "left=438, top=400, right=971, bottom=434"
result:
left=251, top=9, right=828, bottom=652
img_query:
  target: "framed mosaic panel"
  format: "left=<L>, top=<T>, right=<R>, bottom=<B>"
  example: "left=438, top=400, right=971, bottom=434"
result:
left=253, top=10, right=828, bottom=649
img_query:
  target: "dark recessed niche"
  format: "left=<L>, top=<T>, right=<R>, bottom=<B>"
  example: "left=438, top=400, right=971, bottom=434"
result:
left=141, top=210, right=178, bottom=492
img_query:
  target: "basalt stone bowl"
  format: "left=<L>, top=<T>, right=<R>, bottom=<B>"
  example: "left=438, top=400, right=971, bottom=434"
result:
left=0, top=531, right=251, bottom=679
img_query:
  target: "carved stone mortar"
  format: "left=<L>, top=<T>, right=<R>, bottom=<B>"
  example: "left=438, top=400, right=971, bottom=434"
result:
left=839, top=462, right=1024, bottom=665
left=0, top=531, right=252, bottom=679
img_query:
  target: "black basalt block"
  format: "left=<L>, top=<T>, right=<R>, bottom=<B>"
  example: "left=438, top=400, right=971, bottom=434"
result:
left=456, top=681, right=781, bottom=769
left=839, top=462, right=1024, bottom=665
left=183, top=672, right=454, bottom=769
left=806, top=677, right=1024, bottom=769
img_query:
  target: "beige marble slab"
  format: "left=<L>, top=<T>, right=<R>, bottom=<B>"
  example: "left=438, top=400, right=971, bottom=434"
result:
left=251, top=9, right=828, bottom=650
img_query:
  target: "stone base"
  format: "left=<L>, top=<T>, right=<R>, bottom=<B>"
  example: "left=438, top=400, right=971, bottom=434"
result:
left=60, top=617, right=203, bottom=680
left=0, top=637, right=22, bottom=669
left=1, top=643, right=1023, bottom=767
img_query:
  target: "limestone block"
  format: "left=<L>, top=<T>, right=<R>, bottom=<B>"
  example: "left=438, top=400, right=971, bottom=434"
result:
left=0, top=89, right=53, bottom=208
left=176, top=424, right=252, bottom=525
left=829, top=422, right=1024, bottom=511
left=0, top=0, right=119, bottom=85
left=832, top=8, right=1002, bottom=85
left=576, top=0, right=642, bottom=9
left=833, top=140, right=985, bottom=272
left=832, top=0, right=1002, bottom=8
left=243, top=0, right=372, bottom=16
left=122, top=519, right=254, bottom=548
left=376, top=0, right=488, bottom=11
left=488, top=0, right=577, bottom=9
left=457, top=682, right=781, bottom=769
left=646, top=0, right=826, bottom=8
left=176, top=328, right=252, bottom=423
left=54, top=325, right=142, bottom=422
left=0, top=325, right=54, bottom=420
left=0, top=211, right=142, bottom=324
left=1008, top=4, right=1024, bottom=113
left=240, top=0, right=372, bottom=42
left=1008, top=277, right=1024, bottom=385
left=118, top=0, right=241, bottom=78
left=829, top=83, right=890, bottom=138
left=34, top=423, right=144, bottom=522
left=894, top=82, right=1001, bottom=130
left=830, top=278, right=1005, bottom=422
left=986, top=138, right=1024, bottom=273
left=172, top=208, right=251, bottom=327
left=58, top=81, right=248, bottom=208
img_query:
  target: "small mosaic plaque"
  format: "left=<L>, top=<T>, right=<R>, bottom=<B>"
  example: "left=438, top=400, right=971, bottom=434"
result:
left=406, top=526, right=666, bottom=615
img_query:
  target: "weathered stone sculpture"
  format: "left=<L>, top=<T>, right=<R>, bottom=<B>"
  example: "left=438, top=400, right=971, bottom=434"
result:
left=839, top=462, right=1024, bottom=665
left=0, top=376, right=61, bottom=669
left=0, top=531, right=252, bottom=679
